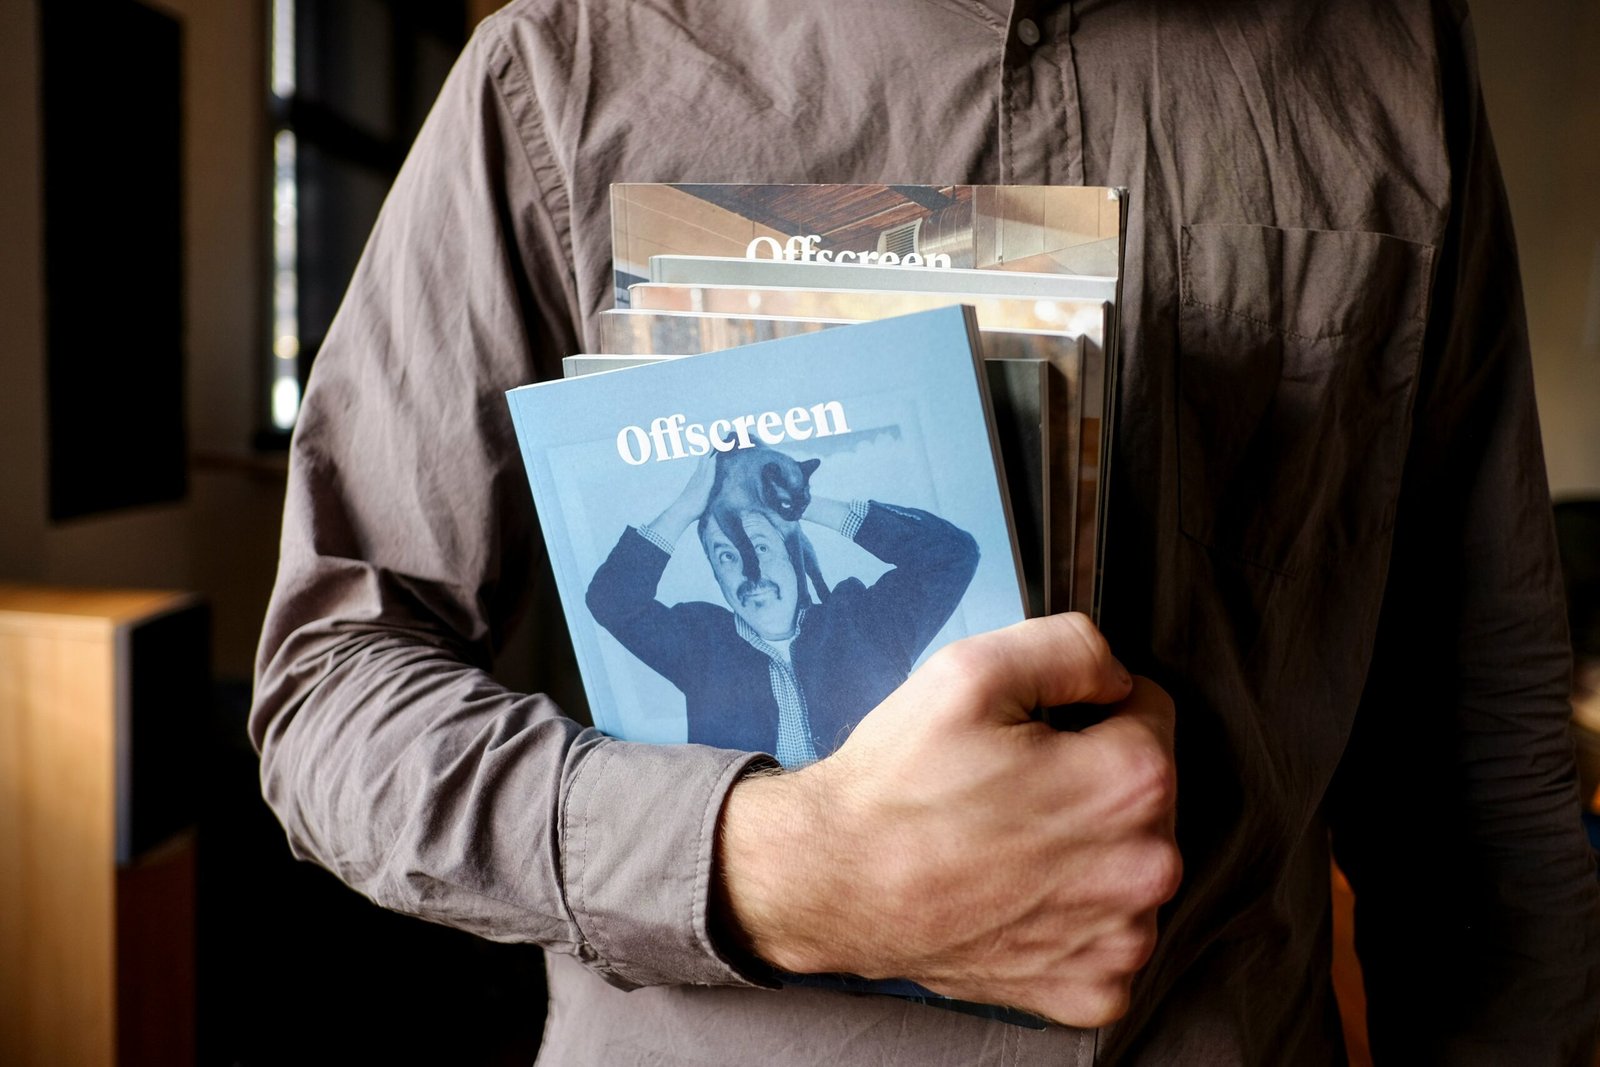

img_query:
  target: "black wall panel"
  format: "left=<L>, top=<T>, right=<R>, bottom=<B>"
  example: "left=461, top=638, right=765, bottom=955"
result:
left=41, top=0, right=186, bottom=521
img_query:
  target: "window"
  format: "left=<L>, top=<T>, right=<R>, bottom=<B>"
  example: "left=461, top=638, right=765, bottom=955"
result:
left=264, top=0, right=466, bottom=440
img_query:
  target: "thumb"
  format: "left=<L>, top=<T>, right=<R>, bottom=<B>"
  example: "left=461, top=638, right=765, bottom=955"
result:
left=932, top=613, right=1133, bottom=724
left=1079, top=677, right=1177, bottom=759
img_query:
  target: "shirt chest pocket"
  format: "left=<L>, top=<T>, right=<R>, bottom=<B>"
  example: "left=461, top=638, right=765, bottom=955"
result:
left=1176, top=223, right=1436, bottom=576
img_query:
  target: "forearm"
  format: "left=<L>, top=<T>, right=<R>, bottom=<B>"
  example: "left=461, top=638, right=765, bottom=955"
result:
left=248, top=13, right=776, bottom=994
left=848, top=502, right=980, bottom=661
left=255, top=610, right=585, bottom=940
left=852, top=501, right=977, bottom=573
left=647, top=499, right=702, bottom=544
left=715, top=764, right=854, bottom=976
left=801, top=495, right=852, bottom=533
left=253, top=564, right=769, bottom=986
left=587, top=528, right=673, bottom=626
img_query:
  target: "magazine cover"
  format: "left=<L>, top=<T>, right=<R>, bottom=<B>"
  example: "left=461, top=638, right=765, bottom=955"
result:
left=611, top=183, right=1122, bottom=308
left=507, top=306, right=1027, bottom=758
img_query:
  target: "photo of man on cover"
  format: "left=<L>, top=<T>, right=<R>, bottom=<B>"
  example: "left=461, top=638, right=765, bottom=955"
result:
left=586, top=444, right=979, bottom=766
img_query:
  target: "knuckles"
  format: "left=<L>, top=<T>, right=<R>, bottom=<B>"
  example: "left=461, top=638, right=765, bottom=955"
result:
left=1086, top=837, right=1182, bottom=919
left=1126, top=841, right=1184, bottom=911
left=923, top=638, right=996, bottom=696
left=1101, top=924, right=1160, bottom=975
left=1100, top=739, right=1178, bottom=825
left=1051, top=981, right=1133, bottom=1029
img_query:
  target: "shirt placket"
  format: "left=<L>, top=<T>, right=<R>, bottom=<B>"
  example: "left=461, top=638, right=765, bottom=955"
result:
left=735, top=614, right=819, bottom=767
left=766, top=656, right=818, bottom=768
left=999, top=0, right=1084, bottom=186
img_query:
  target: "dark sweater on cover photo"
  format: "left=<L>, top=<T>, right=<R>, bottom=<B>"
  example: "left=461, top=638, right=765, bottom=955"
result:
left=586, top=500, right=979, bottom=759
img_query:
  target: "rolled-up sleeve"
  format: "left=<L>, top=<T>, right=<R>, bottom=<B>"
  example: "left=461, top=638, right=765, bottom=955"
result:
left=1328, top=6, right=1600, bottom=1061
left=248, top=19, right=768, bottom=990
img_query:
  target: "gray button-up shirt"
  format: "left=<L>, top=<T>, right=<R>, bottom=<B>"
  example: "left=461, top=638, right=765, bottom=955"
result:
left=250, top=0, right=1600, bottom=1062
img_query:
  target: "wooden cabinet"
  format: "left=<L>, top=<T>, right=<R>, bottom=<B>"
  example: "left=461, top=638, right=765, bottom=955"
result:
left=0, top=586, right=204, bottom=1067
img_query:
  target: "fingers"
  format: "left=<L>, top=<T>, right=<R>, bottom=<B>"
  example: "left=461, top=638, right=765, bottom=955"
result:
left=1073, top=677, right=1180, bottom=842
left=1036, top=973, right=1138, bottom=1030
left=931, top=613, right=1132, bottom=722
left=791, top=623, right=1179, bottom=1026
left=1006, top=916, right=1159, bottom=1027
left=1081, top=677, right=1176, bottom=756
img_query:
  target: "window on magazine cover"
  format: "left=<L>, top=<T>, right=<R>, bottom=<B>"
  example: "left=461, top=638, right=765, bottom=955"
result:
left=262, top=0, right=466, bottom=441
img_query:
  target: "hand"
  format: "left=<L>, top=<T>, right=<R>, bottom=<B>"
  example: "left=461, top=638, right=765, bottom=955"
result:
left=716, top=613, right=1180, bottom=1028
left=647, top=454, right=718, bottom=542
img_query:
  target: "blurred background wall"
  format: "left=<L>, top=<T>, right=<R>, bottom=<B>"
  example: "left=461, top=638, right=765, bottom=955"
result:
left=1, top=3, right=545, bottom=1063
left=1476, top=0, right=1600, bottom=499
left=0, top=0, right=1593, bottom=1063
left=0, top=0, right=284, bottom=682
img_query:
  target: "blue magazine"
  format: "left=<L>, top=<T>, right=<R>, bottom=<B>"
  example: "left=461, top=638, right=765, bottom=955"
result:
left=507, top=305, right=1027, bottom=758
left=507, top=305, right=1038, bottom=1025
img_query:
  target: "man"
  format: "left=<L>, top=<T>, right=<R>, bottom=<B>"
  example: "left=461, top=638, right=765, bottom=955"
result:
left=250, top=1, right=1600, bottom=1062
left=585, top=452, right=981, bottom=764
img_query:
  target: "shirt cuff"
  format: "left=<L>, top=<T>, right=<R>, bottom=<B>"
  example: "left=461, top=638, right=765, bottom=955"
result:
left=839, top=499, right=871, bottom=542
left=559, top=737, right=780, bottom=989
left=634, top=523, right=678, bottom=557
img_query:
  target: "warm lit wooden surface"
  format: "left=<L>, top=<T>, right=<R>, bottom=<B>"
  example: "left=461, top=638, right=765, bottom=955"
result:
left=0, top=584, right=189, bottom=628
left=1330, top=864, right=1372, bottom=1066
left=116, top=832, right=196, bottom=1066
left=0, top=585, right=195, bottom=1067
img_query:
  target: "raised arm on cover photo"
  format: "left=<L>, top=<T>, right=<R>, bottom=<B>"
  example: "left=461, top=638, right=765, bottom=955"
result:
left=586, top=445, right=980, bottom=765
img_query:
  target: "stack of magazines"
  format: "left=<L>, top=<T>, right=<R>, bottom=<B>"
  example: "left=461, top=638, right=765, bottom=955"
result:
left=593, top=183, right=1121, bottom=621
left=505, top=182, right=1124, bottom=1022
left=509, top=182, right=1124, bottom=752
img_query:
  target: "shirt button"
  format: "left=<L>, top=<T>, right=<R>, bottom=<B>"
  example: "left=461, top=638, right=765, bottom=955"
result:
left=1017, top=18, right=1041, bottom=46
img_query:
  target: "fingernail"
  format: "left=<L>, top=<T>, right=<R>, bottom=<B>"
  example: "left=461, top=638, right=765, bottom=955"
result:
left=1113, top=658, right=1132, bottom=686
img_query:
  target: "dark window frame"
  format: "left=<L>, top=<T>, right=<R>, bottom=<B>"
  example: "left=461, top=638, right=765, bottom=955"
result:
left=258, top=0, right=465, bottom=448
